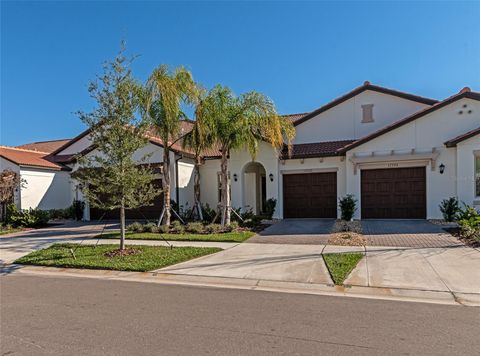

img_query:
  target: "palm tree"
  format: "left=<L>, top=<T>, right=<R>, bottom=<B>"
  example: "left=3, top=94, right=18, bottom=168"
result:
left=201, top=85, right=295, bottom=225
left=181, top=89, right=214, bottom=220
left=144, top=65, right=197, bottom=226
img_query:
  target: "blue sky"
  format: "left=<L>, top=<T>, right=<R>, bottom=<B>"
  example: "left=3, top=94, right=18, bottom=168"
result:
left=1, top=1, right=479, bottom=146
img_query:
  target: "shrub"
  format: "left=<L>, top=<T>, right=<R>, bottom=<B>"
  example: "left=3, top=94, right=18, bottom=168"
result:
left=185, top=222, right=204, bottom=234
left=201, top=203, right=217, bottom=222
left=339, top=194, right=357, bottom=221
left=72, top=199, right=85, bottom=221
left=224, top=221, right=239, bottom=232
left=158, top=225, right=170, bottom=234
left=170, top=220, right=184, bottom=234
left=144, top=222, right=159, bottom=233
left=439, top=197, right=460, bottom=222
left=456, top=205, right=480, bottom=241
left=127, top=222, right=144, bottom=233
left=204, top=223, right=223, bottom=234
left=7, top=206, right=49, bottom=228
left=264, top=198, right=276, bottom=219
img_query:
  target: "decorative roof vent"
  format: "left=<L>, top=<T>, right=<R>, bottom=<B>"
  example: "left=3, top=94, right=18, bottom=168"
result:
left=361, top=104, right=374, bottom=123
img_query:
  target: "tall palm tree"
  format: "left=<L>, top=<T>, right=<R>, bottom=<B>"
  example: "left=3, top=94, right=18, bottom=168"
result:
left=144, top=65, right=197, bottom=226
left=181, top=89, right=214, bottom=220
left=201, top=85, right=295, bottom=225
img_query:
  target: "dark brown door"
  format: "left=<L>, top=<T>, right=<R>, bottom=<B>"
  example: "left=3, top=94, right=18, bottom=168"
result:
left=90, top=179, right=164, bottom=221
left=283, top=172, right=337, bottom=218
left=361, top=167, right=426, bottom=219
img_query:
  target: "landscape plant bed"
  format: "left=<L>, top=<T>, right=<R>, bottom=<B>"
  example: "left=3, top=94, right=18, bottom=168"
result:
left=97, top=230, right=255, bottom=243
left=323, top=252, right=364, bottom=285
left=15, top=243, right=222, bottom=272
left=444, top=227, right=480, bottom=248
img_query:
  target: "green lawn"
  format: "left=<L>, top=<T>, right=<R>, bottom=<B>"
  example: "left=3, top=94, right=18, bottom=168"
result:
left=0, top=227, right=29, bottom=235
left=15, top=243, right=222, bottom=272
left=323, top=253, right=364, bottom=285
left=97, top=230, right=255, bottom=243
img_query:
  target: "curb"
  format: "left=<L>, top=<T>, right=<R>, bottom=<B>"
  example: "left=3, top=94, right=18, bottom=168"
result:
left=4, top=264, right=479, bottom=307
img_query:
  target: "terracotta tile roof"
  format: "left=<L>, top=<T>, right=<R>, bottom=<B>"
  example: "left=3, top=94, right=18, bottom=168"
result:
left=339, top=89, right=480, bottom=153
left=282, top=113, right=309, bottom=124
left=281, top=140, right=355, bottom=159
left=294, top=81, right=438, bottom=127
left=16, top=138, right=72, bottom=153
left=0, top=146, right=70, bottom=171
left=444, top=126, right=480, bottom=147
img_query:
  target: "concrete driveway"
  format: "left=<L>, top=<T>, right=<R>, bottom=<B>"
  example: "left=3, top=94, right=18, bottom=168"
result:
left=247, top=219, right=334, bottom=244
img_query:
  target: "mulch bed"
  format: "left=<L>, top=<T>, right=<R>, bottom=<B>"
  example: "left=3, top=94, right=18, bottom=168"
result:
left=444, top=227, right=480, bottom=248
left=328, top=232, right=367, bottom=246
left=104, top=248, right=143, bottom=257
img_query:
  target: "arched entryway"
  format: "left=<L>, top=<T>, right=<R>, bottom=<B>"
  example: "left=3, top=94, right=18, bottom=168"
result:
left=242, top=162, right=266, bottom=215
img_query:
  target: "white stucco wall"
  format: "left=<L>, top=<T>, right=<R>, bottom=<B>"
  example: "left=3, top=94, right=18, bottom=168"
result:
left=56, top=133, right=92, bottom=155
left=19, top=168, right=72, bottom=210
left=199, top=159, right=221, bottom=211
left=456, top=135, right=480, bottom=209
left=346, top=97, right=480, bottom=219
left=294, top=90, right=430, bottom=144
left=177, top=159, right=195, bottom=210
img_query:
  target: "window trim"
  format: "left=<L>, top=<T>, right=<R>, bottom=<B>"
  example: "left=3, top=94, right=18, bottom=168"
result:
left=475, top=154, right=480, bottom=198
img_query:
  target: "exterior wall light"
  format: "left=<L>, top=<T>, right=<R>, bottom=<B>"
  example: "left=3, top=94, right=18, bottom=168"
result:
left=233, top=173, right=238, bottom=182
left=439, top=164, right=445, bottom=174
left=269, top=173, right=274, bottom=182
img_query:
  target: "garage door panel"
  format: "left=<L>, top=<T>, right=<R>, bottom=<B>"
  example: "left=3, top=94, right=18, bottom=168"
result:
left=361, top=167, right=426, bottom=219
left=283, top=172, right=337, bottom=218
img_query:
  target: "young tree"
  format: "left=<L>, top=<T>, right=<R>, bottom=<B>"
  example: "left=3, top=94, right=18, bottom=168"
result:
left=181, top=89, right=214, bottom=220
left=0, top=170, right=23, bottom=222
left=73, top=49, right=159, bottom=250
left=201, top=85, right=295, bottom=225
left=144, top=65, right=197, bottom=226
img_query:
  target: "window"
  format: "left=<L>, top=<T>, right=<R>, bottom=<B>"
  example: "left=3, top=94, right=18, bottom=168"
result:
left=361, top=104, right=374, bottom=123
left=476, top=156, right=480, bottom=197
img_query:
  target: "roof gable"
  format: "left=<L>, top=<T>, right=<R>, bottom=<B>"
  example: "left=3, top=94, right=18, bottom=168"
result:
left=340, top=89, right=480, bottom=153
left=0, top=146, right=69, bottom=171
left=294, top=81, right=438, bottom=127
left=445, top=126, right=480, bottom=147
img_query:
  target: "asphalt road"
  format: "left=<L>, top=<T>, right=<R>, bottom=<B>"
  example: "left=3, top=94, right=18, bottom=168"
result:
left=1, top=275, right=478, bottom=355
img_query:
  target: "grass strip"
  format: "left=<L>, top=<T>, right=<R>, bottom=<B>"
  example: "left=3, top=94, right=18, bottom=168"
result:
left=323, top=252, right=364, bottom=285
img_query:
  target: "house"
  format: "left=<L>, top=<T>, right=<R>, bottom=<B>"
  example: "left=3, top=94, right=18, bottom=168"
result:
left=2, top=82, right=479, bottom=220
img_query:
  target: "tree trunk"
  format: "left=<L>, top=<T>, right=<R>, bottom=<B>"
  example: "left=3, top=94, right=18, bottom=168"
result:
left=193, top=156, right=202, bottom=220
left=162, top=149, right=171, bottom=226
left=220, top=150, right=231, bottom=226
left=120, top=200, right=126, bottom=250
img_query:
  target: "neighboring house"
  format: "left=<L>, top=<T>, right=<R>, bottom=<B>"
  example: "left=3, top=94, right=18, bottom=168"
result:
left=0, top=141, right=73, bottom=210
left=2, top=82, right=479, bottom=220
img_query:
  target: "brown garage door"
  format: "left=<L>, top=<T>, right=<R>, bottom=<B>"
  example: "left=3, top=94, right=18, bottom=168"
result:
left=283, top=172, right=337, bottom=218
left=361, top=167, right=426, bottom=219
left=90, top=179, right=163, bottom=221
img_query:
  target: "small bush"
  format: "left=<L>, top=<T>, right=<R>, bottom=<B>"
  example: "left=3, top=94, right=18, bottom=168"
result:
left=339, top=194, right=357, bottom=221
left=7, top=205, right=50, bottom=228
left=185, top=222, right=204, bottom=234
left=170, top=220, right=185, bottom=234
left=72, top=199, right=85, bottom=221
left=144, top=222, right=159, bottom=233
left=439, top=197, right=460, bottom=222
left=201, top=203, right=217, bottom=223
left=456, top=205, right=480, bottom=242
left=127, top=222, right=144, bottom=233
left=158, top=225, right=170, bottom=234
left=264, top=198, right=277, bottom=219
left=204, top=223, right=223, bottom=234
left=224, top=221, right=239, bottom=232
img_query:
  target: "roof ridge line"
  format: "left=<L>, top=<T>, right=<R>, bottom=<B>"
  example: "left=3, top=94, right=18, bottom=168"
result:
left=0, top=145, right=50, bottom=155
